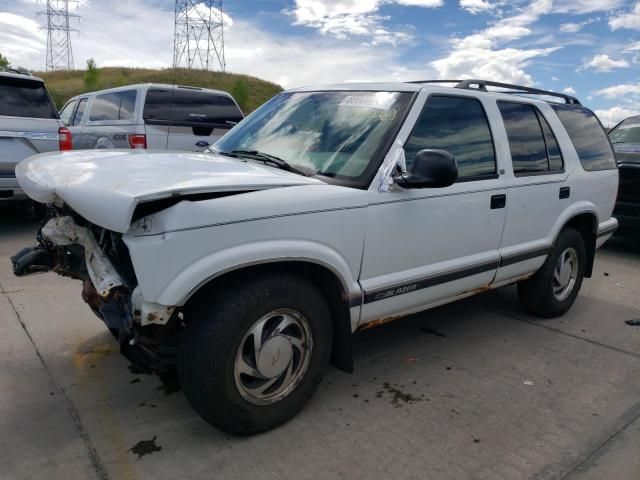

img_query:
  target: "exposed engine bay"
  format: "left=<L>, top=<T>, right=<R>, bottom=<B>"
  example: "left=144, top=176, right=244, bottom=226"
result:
left=11, top=208, right=179, bottom=372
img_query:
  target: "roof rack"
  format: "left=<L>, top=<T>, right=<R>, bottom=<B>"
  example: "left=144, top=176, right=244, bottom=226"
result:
left=408, top=79, right=581, bottom=105
left=0, top=67, right=33, bottom=76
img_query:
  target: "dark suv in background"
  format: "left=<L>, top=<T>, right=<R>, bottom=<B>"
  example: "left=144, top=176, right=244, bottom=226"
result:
left=609, top=116, right=640, bottom=233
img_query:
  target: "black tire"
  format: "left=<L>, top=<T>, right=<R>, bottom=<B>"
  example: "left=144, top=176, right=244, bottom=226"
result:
left=178, top=272, right=332, bottom=435
left=517, top=227, right=586, bottom=318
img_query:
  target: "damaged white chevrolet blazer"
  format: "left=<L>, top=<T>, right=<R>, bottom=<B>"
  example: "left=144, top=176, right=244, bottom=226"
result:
left=12, top=80, right=619, bottom=435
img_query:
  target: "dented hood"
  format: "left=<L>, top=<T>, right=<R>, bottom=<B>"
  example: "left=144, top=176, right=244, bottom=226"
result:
left=16, top=149, right=323, bottom=232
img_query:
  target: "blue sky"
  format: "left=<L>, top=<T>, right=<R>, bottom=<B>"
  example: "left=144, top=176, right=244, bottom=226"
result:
left=0, top=0, right=639, bottom=125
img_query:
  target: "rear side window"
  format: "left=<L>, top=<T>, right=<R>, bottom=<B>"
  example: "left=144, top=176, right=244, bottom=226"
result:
left=404, top=95, right=496, bottom=181
left=89, top=90, right=137, bottom=121
left=498, top=102, right=564, bottom=175
left=143, top=88, right=243, bottom=127
left=551, top=104, right=616, bottom=171
left=0, top=77, right=57, bottom=119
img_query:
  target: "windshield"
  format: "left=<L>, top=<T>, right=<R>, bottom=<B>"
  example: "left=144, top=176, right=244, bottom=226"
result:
left=609, top=117, right=640, bottom=144
left=213, top=90, right=414, bottom=187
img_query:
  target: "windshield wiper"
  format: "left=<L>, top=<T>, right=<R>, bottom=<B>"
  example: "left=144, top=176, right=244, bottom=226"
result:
left=228, top=150, right=310, bottom=176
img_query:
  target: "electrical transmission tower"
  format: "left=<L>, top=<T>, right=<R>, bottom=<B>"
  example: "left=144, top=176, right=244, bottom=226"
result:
left=173, top=0, right=226, bottom=72
left=37, top=0, right=79, bottom=71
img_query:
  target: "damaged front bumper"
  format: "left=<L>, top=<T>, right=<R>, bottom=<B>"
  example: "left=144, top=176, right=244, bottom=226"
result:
left=11, top=215, right=179, bottom=372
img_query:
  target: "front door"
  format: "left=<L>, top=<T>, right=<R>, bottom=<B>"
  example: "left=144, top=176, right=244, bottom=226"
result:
left=359, top=94, right=508, bottom=325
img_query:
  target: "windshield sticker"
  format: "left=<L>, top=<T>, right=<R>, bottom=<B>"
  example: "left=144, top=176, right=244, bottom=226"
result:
left=339, top=92, right=399, bottom=110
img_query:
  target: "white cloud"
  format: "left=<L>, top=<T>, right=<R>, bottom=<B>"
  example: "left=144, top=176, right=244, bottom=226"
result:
left=581, top=54, right=630, bottom=72
left=551, top=76, right=560, bottom=81
left=0, top=12, right=46, bottom=66
left=609, top=2, right=640, bottom=31
left=594, top=106, right=640, bottom=127
left=593, top=83, right=640, bottom=99
left=560, top=23, right=582, bottom=33
left=563, top=86, right=576, bottom=95
left=459, top=0, right=495, bottom=14
left=559, top=18, right=598, bottom=34
left=0, top=2, right=433, bottom=89
left=431, top=0, right=558, bottom=85
left=288, top=0, right=442, bottom=44
left=553, top=0, right=625, bottom=14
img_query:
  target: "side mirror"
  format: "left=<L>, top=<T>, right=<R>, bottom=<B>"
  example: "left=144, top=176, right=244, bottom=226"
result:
left=393, top=149, right=458, bottom=188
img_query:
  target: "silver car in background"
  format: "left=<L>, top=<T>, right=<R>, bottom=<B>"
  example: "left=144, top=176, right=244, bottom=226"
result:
left=0, top=70, right=67, bottom=202
left=59, top=83, right=244, bottom=152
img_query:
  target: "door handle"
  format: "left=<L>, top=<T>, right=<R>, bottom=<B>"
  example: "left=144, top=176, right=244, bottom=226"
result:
left=559, top=186, right=570, bottom=199
left=490, top=194, right=506, bottom=209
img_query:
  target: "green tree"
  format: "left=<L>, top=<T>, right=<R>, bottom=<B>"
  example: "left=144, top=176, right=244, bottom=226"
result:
left=232, top=78, right=249, bottom=111
left=0, top=52, right=10, bottom=69
left=83, top=58, right=99, bottom=91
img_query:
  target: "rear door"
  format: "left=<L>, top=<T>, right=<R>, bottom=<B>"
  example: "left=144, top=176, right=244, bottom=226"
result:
left=0, top=75, right=61, bottom=180
left=166, top=88, right=243, bottom=151
left=493, top=101, right=568, bottom=284
left=80, top=89, right=139, bottom=149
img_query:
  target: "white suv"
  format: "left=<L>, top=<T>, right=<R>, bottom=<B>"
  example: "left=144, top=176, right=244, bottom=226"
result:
left=12, top=80, right=619, bottom=435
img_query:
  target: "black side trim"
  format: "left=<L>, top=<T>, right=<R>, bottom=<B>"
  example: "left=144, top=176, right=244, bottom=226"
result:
left=348, top=295, right=362, bottom=308
left=499, top=246, right=550, bottom=267
left=363, top=259, right=499, bottom=305
left=597, top=226, right=617, bottom=238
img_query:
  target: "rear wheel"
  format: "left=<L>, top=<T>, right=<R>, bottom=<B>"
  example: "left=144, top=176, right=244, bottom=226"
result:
left=518, top=227, right=586, bottom=318
left=178, top=273, right=332, bottom=435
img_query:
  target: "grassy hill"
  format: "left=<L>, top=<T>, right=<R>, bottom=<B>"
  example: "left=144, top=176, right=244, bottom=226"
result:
left=35, top=67, right=283, bottom=113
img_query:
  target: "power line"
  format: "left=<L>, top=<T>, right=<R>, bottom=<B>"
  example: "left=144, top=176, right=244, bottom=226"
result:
left=37, top=0, right=80, bottom=71
left=173, top=0, right=226, bottom=72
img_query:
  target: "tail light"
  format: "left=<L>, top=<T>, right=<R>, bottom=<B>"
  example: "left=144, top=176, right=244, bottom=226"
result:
left=59, top=127, right=72, bottom=151
left=128, top=134, right=147, bottom=149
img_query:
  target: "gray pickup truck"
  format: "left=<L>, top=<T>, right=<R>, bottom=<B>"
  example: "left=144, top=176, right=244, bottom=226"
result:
left=0, top=70, right=66, bottom=202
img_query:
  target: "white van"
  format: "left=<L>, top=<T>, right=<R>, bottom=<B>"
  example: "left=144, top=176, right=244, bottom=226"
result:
left=59, top=83, right=244, bottom=152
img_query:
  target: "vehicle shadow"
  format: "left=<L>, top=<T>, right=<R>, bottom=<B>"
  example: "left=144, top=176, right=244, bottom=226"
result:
left=603, top=232, right=640, bottom=258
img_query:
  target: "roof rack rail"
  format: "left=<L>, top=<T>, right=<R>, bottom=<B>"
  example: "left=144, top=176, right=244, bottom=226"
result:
left=0, top=67, right=32, bottom=76
left=408, top=79, right=581, bottom=105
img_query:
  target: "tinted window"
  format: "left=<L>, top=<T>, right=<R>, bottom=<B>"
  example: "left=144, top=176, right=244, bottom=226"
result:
left=404, top=95, right=496, bottom=180
left=59, top=99, right=77, bottom=125
left=143, top=88, right=243, bottom=127
left=498, top=102, right=548, bottom=174
left=143, top=88, right=172, bottom=122
left=537, top=110, right=563, bottom=171
left=89, top=90, right=137, bottom=121
left=0, top=77, right=57, bottom=119
left=72, top=98, right=87, bottom=126
left=609, top=116, right=640, bottom=144
left=552, top=104, right=616, bottom=171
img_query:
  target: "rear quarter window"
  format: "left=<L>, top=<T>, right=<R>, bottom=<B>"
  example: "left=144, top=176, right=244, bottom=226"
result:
left=551, top=105, right=616, bottom=171
left=0, top=76, right=57, bottom=119
left=143, top=88, right=243, bottom=127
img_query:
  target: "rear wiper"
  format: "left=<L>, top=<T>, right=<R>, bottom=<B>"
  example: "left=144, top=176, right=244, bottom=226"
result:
left=228, top=150, right=310, bottom=176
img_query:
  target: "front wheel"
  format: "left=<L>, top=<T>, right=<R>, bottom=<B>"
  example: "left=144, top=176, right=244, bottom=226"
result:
left=178, top=273, right=332, bottom=435
left=517, top=227, right=586, bottom=318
